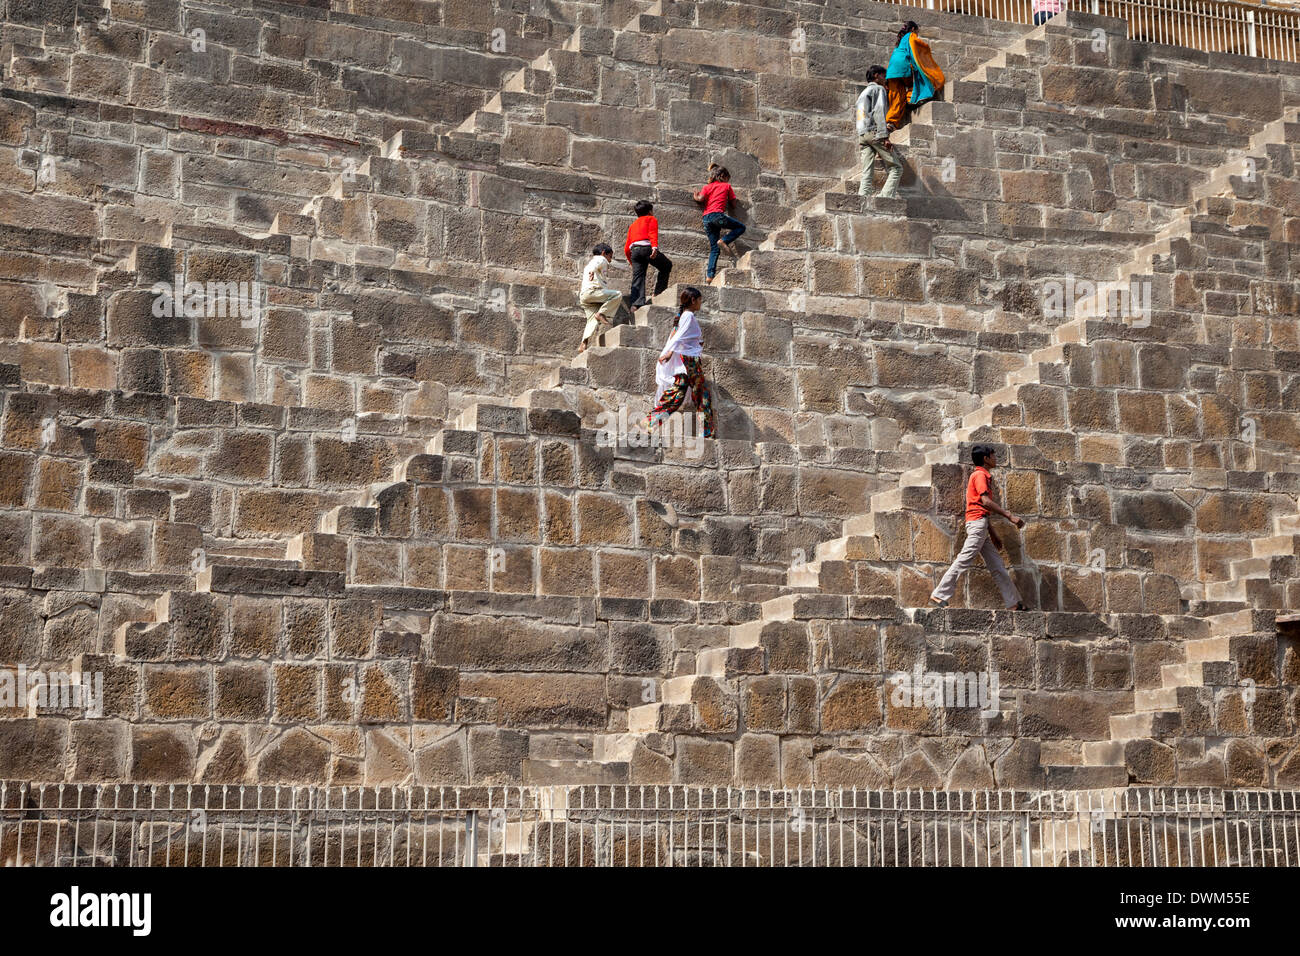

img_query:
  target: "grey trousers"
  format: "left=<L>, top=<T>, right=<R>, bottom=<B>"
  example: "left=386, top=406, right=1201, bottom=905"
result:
left=931, top=517, right=1021, bottom=608
left=859, top=135, right=902, bottom=198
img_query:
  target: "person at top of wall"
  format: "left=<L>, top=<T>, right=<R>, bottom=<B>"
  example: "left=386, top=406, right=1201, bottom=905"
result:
left=885, top=20, right=945, bottom=132
left=645, top=285, right=715, bottom=439
left=577, top=242, right=625, bottom=355
left=930, top=444, right=1029, bottom=611
left=856, top=64, right=903, bottom=199
left=693, top=165, right=746, bottom=284
left=624, top=199, right=673, bottom=309
left=1032, top=0, right=1063, bottom=26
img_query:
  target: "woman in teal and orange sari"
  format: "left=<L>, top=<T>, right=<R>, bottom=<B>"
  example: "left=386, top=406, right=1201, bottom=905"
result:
left=885, top=21, right=945, bottom=131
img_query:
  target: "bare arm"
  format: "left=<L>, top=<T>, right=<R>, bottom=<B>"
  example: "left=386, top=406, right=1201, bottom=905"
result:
left=980, top=494, right=1024, bottom=527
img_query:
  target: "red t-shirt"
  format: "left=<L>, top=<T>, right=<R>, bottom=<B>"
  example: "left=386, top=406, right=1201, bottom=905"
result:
left=698, top=181, right=735, bottom=216
left=965, top=467, right=993, bottom=521
left=624, top=215, right=659, bottom=259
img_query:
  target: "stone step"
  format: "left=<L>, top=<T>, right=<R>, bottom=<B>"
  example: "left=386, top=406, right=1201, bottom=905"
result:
left=697, top=645, right=765, bottom=679
left=1028, top=342, right=1069, bottom=366
left=1052, top=318, right=1088, bottom=344
left=632, top=12, right=666, bottom=33
left=1161, top=660, right=1237, bottom=687
left=842, top=512, right=877, bottom=536
left=192, top=555, right=299, bottom=572
left=521, top=759, right=628, bottom=786
left=868, top=485, right=931, bottom=513
left=592, top=733, right=640, bottom=764
left=1205, top=579, right=1247, bottom=602
left=1005, top=362, right=1045, bottom=387
left=714, top=267, right=754, bottom=288
left=1134, top=687, right=1179, bottom=712
left=198, top=538, right=292, bottom=562
left=1206, top=608, right=1257, bottom=637
left=502, top=66, right=552, bottom=96
left=112, top=589, right=201, bottom=656
left=959, top=405, right=994, bottom=431
left=1041, top=765, right=1129, bottom=789
left=813, top=537, right=847, bottom=564
left=626, top=699, right=698, bottom=735
left=787, top=564, right=820, bottom=588
left=320, top=505, right=377, bottom=535
left=511, top=388, right=570, bottom=410
left=1223, top=556, right=1278, bottom=579
left=1109, top=710, right=1181, bottom=740
left=1081, top=740, right=1126, bottom=767
left=395, top=454, right=445, bottom=483
left=453, top=403, right=526, bottom=433
left=758, top=594, right=796, bottom=622
left=1184, top=636, right=1232, bottom=662
left=729, top=618, right=766, bottom=649
left=593, top=322, right=656, bottom=350
left=1252, top=534, right=1300, bottom=558
left=113, top=621, right=170, bottom=659
left=196, top=564, right=346, bottom=598
left=897, top=463, right=935, bottom=488
left=430, top=429, right=480, bottom=456
left=661, top=675, right=699, bottom=705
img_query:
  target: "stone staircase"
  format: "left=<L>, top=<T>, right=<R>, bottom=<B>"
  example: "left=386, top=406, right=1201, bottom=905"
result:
left=1, top=3, right=1298, bottom=792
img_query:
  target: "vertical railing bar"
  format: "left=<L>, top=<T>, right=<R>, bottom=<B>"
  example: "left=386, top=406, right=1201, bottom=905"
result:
left=70, top=783, right=84, bottom=869
left=145, top=785, right=156, bottom=869
left=1173, top=788, right=1183, bottom=867
left=1211, top=787, right=1222, bottom=868
left=90, top=784, right=103, bottom=870
left=1282, top=791, right=1292, bottom=869
left=894, top=789, right=901, bottom=868
left=711, top=785, right=718, bottom=867
left=237, top=785, right=247, bottom=868
left=300, top=787, right=310, bottom=869
left=1247, top=790, right=1258, bottom=867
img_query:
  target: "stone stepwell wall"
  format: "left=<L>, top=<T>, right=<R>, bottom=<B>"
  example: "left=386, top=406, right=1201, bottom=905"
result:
left=0, top=1, right=1297, bottom=791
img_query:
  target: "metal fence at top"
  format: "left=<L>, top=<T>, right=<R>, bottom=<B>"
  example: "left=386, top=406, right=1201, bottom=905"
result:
left=3, top=783, right=1299, bottom=867
left=894, top=0, right=1300, bottom=62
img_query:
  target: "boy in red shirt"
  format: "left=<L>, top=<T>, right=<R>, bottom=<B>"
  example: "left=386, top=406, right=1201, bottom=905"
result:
left=930, top=444, right=1029, bottom=610
left=623, top=199, right=672, bottom=308
left=693, top=165, right=746, bottom=282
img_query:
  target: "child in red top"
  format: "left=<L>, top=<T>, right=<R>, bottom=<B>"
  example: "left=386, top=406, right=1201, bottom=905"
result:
left=930, top=445, right=1029, bottom=610
left=623, top=199, right=672, bottom=309
left=693, top=165, right=746, bottom=282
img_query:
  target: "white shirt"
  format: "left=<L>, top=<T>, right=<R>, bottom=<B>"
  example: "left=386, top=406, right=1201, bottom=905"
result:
left=580, top=254, right=612, bottom=297
left=655, top=309, right=703, bottom=398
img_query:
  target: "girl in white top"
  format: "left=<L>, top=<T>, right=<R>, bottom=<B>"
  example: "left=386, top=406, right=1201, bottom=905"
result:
left=645, top=286, right=715, bottom=438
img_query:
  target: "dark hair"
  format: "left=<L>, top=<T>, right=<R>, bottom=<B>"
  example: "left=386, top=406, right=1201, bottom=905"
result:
left=634, top=200, right=654, bottom=217
left=897, top=20, right=918, bottom=41
left=868, top=64, right=886, bottom=82
left=708, top=165, right=730, bottom=183
left=674, top=286, right=702, bottom=327
left=593, top=243, right=613, bottom=257
left=971, top=444, right=995, bottom=467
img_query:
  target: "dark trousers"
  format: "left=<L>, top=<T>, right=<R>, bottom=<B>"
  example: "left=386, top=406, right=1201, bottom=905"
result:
left=626, top=245, right=672, bottom=307
left=1032, top=10, right=1056, bottom=24
left=702, top=213, right=746, bottom=278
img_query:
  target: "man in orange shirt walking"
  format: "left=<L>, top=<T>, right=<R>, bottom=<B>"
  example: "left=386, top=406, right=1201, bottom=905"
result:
left=930, top=444, right=1029, bottom=610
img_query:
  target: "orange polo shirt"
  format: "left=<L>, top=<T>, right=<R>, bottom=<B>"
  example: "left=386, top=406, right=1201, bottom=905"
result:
left=966, top=466, right=993, bottom=522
